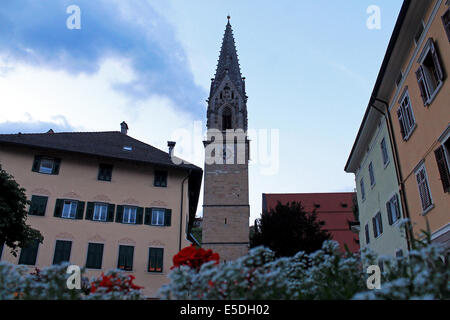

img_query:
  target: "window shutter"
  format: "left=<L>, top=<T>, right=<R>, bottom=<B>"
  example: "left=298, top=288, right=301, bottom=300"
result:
left=107, top=204, right=115, bottom=222
left=372, top=217, right=377, bottom=237
left=164, top=209, right=172, bottom=226
left=32, top=156, right=41, bottom=172
left=136, top=207, right=144, bottom=224
left=397, top=108, right=406, bottom=139
left=29, top=196, right=48, bottom=216
left=378, top=213, right=383, bottom=234
left=386, top=201, right=393, bottom=225
left=54, top=199, right=64, bottom=217
left=430, top=41, right=444, bottom=81
left=85, top=202, right=95, bottom=220
left=144, top=208, right=152, bottom=225
left=394, top=194, right=401, bottom=220
left=115, top=205, right=124, bottom=223
left=156, top=248, right=163, bottom=272
left=76, top=201, right=85, bottom=220
left=443, top=9, right=450, bottom=42
left=434, top=146, right=450, bottom=192
left=365, top=224, right=370, bottom=244
left=52, top=158, right=61, bottom=175
left=415, top=66, right=428, bottom=105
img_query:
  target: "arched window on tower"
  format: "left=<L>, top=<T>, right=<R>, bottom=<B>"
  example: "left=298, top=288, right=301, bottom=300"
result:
left=222, top=108, right=232, bottom=131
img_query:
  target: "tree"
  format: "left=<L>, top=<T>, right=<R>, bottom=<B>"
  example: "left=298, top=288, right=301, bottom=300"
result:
left=0, top=164, right=43, bottom=256
left=250, top=201, right=331, bottom=257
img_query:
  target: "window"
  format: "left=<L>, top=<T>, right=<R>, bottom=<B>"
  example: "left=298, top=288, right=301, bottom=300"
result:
left=98, top=164, right=113, bottom=182
left=151, top=208, right=165, bottom=226
left=380, top=138, right=389, bottom=166
left=222, top=108, right=232, bottom=130
left=386, top=194, right=401, bottom=225
left=416, top=39, right=445, bottom=106
left=434, top=141, right=450, bottom=193
left=148, top=248, right=164, bottom=273
left=92, top=203, right=108, bottom=222
left=372, top=212, right=383, bottom=238
left=118, top=245, right=134, bottom=271
left=53, top=240, right=72, bottom=265
left=154, top=170, right=168, bottom=187
left=360, top=178, right=366, bottom=201
left=365, top=224, right=370, bottom=245
left=54, top=199, right=84, bottom=220
left=123, top=206, right=137, bottom=224
left=397, top=90, right=416, bottom=140
left=86, top=202, right=115, bottom=222
left=29, top=195, right=48, bottom=216
left=86, top=243, right=104, bottom=269
left=416, top=164, right=433, bottom=213
left=369, top=162, right=375, bottom=186
left=32, top=156, right=61, bottom=175
left=396, top=249, right=404, bottom=258
left=18, top=240, right=39, bottom=265
left=442, top=8, right=450, bottom=42
left=145, top=208, right=171, bottom=226
left=62, top=200, right=78, bottom=219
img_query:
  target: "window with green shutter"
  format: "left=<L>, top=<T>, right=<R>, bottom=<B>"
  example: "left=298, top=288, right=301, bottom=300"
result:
left=18, top=240, right=40, bottom=265
left=148, top=248, right=163, bottom=273
left=118, top=245, right=134, bottom=271
left=86, top=243, right=104, bottom=269
left=29, top=195, right=48, bottom=216
left=32, top=156, right=61, bottom=175
left=154, top=170, right=168, bottom=187
left=53, top=240, right=72, bottom=265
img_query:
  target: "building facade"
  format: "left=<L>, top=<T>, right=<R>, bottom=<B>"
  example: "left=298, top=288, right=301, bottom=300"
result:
left=262, top=193, right=360, bottom=253
left=345, top=114, right=409, bottom=258
left=346, top=0, right=449, bottom=255
left=385, top=0, right=449, bottom=247
left=0, top=126, right=202, bottom=297
left=201, top=17, right=250, bottom=262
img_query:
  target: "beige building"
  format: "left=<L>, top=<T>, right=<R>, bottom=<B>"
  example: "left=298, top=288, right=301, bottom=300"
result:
left=0, top=123, right=202, bottom=297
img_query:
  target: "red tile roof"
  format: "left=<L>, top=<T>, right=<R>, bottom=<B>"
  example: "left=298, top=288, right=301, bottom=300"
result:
left=263, top=192, right=359, bottom=253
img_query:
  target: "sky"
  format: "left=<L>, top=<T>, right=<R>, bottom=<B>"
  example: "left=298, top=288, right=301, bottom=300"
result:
left=0, top=0, right=403, bottom=225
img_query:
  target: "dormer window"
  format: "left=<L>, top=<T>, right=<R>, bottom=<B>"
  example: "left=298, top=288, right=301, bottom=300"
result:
left=123, top=146, right=133, bottom=151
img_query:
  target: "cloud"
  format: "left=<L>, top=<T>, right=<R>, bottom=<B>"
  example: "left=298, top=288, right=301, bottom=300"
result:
left=0, top=117, right=75, bottom=134
left=0, top=0, right=206, bottom=116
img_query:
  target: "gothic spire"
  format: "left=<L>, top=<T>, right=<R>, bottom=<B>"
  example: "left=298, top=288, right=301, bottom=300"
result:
left=210, top=16, right=245, bottom=99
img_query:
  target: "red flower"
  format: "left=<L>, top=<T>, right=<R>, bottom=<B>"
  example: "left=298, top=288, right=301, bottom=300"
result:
left=171, top=245, right=220, bottom=272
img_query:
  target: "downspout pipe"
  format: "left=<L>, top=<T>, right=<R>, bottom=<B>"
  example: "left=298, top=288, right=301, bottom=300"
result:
left=179, top=170, right=192, bottom=252
left=370, top=97, right=413, bottom=250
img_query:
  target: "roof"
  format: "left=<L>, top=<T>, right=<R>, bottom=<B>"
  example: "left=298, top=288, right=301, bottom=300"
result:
left=0, top=131, right=202, bottom=172
left=210, top=18, right=245, bottom=99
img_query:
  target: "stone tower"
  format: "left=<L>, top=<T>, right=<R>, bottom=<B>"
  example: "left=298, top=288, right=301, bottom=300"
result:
left=202, top=17, right=250, bottom=262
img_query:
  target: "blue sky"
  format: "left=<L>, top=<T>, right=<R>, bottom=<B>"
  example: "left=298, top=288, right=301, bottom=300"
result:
left=0, top=0, right=403, bottom=223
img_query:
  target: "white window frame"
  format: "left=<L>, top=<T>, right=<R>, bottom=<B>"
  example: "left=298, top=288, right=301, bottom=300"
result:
left=380, top=138, right=390, bottom=167
left=387, top=194, right=401, bottom=225
left=369, top=162, right=376, bottom=187
left=62, top=200, right=77, bottom=219
left=417, top=39, right=444, bottom=105
left=93, top=203, right=108, bottom=222
left=360, top=178, right=366, bottom=201
left=415, top=163, right=434, bottom=215
left=151, top=208, right=165, bottom=226
left=123, top=206, right=137, bottom=224
left=373, top=212, right=383, bottom=238
left=39, top=158, right=54, bottom=174
left=397, top=89, right=416, bottom=141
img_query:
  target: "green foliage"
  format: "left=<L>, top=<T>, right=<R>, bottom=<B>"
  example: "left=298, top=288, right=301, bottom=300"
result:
left=0, top=164, right=43, bottom=256
left=250, top=201, right=332, bottom=257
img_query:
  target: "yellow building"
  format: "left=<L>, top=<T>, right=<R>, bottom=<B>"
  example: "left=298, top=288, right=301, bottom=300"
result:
left=0, top=123, right=202, bottom=297
left=369, top=0, right=449, bottom=247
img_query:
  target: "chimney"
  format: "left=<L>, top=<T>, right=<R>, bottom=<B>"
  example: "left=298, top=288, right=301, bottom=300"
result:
left=120, top=121, right=129, bottom=135
left=167, top=141, right=176, bottom=157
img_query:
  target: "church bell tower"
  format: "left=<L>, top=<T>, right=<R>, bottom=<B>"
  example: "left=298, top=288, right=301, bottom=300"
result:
left=201, top=16, right=250, bottom=262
